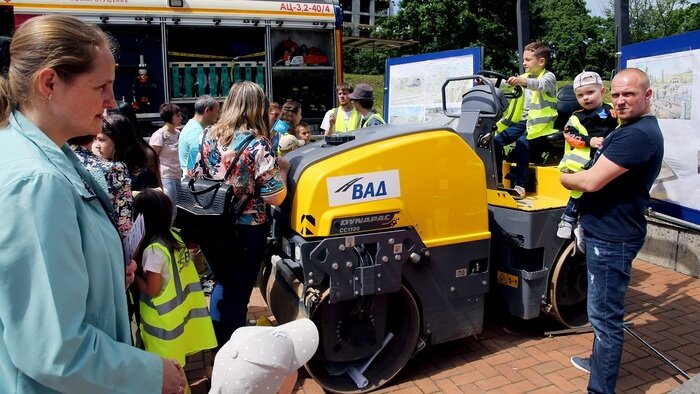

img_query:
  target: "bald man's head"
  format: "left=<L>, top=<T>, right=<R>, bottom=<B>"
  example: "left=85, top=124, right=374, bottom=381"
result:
left=611, top=68, right=652, bottom=123
left=614, top=68, right=650, bottom=90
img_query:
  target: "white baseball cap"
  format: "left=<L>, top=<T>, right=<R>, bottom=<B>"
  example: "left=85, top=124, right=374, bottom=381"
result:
left=573, top=71, right=603, bottom=90
left=209, top=318, right=319, bottom=394
left=278, top=133, right=304, bottom=154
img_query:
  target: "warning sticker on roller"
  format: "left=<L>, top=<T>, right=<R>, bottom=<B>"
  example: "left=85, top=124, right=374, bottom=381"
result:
left=496, top=271, right=519, bottom=288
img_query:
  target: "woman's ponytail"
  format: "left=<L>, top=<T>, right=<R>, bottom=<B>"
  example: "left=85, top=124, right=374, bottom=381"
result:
left=0, top=36, right=12, bottom=127
left=0, top=76, right=12, bottom=128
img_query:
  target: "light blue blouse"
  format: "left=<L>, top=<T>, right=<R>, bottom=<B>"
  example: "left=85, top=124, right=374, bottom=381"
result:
left=0, top=111, right=162, bottom=393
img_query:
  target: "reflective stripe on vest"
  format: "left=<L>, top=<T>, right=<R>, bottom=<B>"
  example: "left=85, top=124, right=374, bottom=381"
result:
left=139, top=232, right=217, bottom=364
left=361, top=113, right=386, bottom=128
left=334, top=107, right=361, bottom=133
left=496, top=73, right=526, bottom=132
left=140, top=281, right=205, bottom=315
left=141, top=307, right=211, bottom=340
left=526, top=69, right=558, bottom=140
left=557, top=115, right=591, bottom=199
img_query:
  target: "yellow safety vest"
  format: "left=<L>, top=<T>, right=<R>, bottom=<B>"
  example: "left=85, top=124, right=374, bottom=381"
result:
left=558, top=103, right=619, bottom=199
left=139, top=232, right=217, bottom=365
left=360, top=112, right=386, bottom=128
left=557, top=115, right=591, bottom=199
left=526, top=68, right=558, bottom=140
left=496, top=73, right=526, bottom=133
left=334, top=107, right=361, bottom=133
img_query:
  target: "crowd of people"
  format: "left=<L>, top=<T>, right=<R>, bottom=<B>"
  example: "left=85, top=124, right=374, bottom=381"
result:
left=0, top=14, right=665, bottom=394
left=0, top=14, right=325, bottom=394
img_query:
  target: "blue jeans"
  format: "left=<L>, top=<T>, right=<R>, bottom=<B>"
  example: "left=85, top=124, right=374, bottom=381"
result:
left=562, top=197, right=580, bottom=223
left=584, top=231, right=645, bottom=394
left=494, top=121, right=552, bottom=187
left=201, top=223, right=268, bottom=345
left=494, top=121, right=527, bottom=184
left=162, top=177, right=179, bottom=221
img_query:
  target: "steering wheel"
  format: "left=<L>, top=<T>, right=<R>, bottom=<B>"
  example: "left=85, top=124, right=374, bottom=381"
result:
left=476, top=70, right=523, bottom=99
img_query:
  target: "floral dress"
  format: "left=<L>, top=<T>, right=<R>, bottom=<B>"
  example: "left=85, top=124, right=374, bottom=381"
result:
left=71, top=145, right=134, bottom=238
left=189, top=128, right=284, bottom=225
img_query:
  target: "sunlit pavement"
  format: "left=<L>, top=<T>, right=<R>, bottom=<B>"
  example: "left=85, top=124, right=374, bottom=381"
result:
left=187, top=259, right=700, bottom=393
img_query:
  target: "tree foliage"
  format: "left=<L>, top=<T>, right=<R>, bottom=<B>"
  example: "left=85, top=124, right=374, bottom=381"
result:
left=605, top=0, right=700, bottom=42
left=675, top=3, right=700, bottom=32
left=342, top=47, right=393, bottom=75
left=530, top=0, right=616, bottom=79
left=373, top=0, right=520, bottom=73
left=348, top=0, right=700, bottom=78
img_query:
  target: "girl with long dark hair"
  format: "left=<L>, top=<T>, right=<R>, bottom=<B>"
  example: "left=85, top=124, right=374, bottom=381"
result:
left=132, top=189, right=216, bottom=381
left=97, top=114, right=161, bottom=191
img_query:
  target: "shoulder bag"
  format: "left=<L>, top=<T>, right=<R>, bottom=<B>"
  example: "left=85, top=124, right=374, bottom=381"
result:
left=175, top=130, right=256, bottom=243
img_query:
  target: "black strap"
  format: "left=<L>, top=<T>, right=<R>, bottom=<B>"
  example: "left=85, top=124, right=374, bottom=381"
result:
left=223, top=134, right=255, bottom=181
left=198, top=129, right=256, bottom=182
left=198, top=127, right=212, bottom=178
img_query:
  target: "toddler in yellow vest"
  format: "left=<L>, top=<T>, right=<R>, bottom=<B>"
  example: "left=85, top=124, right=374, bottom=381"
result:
left=556, top=71, right=618, bottom=239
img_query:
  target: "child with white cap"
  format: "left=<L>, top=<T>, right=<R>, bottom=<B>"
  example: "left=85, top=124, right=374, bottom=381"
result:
left=278, top=133, right=304, bottom=157
left=209, top=318, right=319, bottom=394
left=557, top=71, right=619, bottom=239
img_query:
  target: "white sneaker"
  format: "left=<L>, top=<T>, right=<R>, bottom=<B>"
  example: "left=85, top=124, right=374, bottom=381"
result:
left=513, top=185, right=526, bottom=200
left=557, top=221, right=573, bottom=239
left=573, top=225, right=585, bottom=253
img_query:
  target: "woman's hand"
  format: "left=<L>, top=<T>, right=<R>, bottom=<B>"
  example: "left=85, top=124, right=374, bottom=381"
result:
left=161, top=358, right=186, bottom=394
left=125, top=259, right=137, bottom=289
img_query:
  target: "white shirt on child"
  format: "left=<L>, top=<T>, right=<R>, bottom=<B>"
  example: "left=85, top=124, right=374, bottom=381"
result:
left=142, top=245, right=172, bottom=295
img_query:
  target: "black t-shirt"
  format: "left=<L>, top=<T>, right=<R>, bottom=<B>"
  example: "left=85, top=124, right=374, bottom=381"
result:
left=579, top=115, right=664, bottom=241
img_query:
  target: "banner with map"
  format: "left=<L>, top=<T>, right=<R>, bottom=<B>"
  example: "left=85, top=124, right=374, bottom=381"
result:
left=385, top=48, right=482, bottom=125
left=623, top=29, right=700, bottom=225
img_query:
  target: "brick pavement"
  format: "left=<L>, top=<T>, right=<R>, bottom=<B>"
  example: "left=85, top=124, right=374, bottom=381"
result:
left=188, top=260, right=700, bottom=393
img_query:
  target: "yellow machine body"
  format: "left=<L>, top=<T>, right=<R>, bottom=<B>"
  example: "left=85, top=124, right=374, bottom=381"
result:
left=289, top=128, right=490, bottom=248
left=264, top=78, right=589, bottom=394
left=489, top=163, right=570, bottom=210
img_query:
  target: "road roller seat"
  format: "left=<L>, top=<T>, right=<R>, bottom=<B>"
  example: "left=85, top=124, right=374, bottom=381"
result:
left=461, top=83, right=509, bottom=117
left=458, top=83, right=509, bottom=154
left=546, top=85, right=582, bottom=143
left=540, top=84, right=583, bottom=165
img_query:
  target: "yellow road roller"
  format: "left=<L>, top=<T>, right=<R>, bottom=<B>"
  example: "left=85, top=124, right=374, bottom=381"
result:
left=263, top=74, right=587, bottom=393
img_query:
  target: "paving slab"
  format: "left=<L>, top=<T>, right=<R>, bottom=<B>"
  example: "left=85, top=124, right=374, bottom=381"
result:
left=188, top=260, right=700, bottom=393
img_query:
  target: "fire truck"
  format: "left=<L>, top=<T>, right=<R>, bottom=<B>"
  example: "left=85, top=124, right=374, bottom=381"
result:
left=1, top=0, right=343, bottom=133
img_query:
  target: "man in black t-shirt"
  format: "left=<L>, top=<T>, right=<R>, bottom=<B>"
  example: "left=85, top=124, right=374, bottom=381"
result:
left=560, top=68, right=664, bottom=394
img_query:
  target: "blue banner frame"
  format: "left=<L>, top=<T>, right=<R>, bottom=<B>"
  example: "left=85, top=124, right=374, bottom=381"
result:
left=622, top=30, right=700, bottom=225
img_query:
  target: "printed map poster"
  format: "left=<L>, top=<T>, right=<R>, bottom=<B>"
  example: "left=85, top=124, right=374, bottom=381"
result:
left=623, top=29, right=700, bottom=223
left=385, top=48, right=482, bottom=125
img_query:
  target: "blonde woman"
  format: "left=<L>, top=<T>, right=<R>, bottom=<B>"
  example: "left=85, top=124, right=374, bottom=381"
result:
left=191, top=81, right=286, bottom=345
left=0, top=15, right=184, bottom=393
